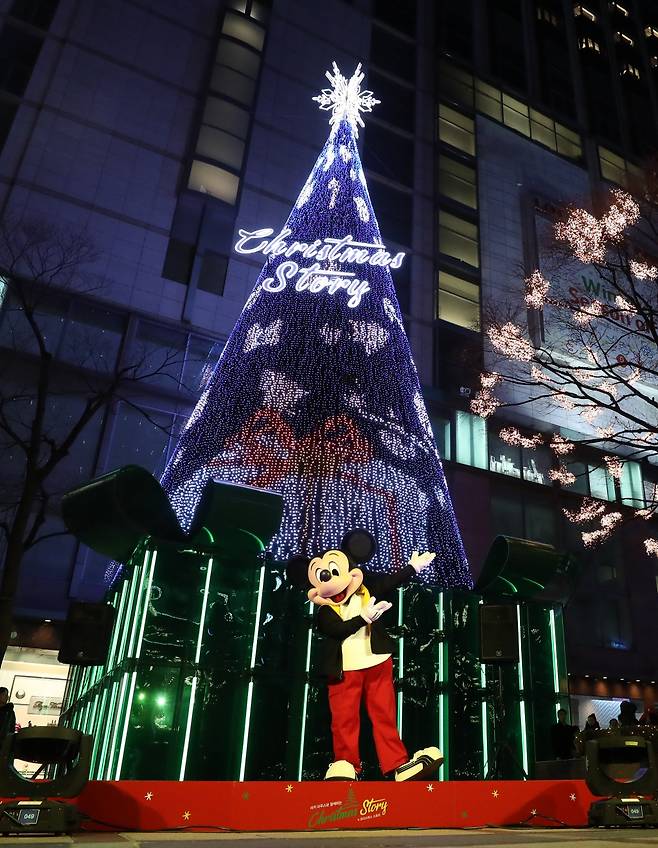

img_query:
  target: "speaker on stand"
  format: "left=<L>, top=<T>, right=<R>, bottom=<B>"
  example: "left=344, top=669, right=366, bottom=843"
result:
left=479, top=604, right=527, bottom=780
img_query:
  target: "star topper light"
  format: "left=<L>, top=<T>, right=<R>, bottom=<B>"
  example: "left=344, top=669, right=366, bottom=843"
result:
left=313, top=61, right=380, bottom=137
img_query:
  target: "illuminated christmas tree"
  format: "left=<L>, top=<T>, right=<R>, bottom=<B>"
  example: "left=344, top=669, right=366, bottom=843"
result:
left=161, top=64, right=471, bottom=587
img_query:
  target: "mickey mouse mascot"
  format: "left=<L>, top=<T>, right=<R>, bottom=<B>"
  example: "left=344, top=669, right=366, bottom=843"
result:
left=289, top=530, right=443, bottom=782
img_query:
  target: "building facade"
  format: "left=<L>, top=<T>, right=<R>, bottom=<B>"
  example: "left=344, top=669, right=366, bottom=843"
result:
left=0, top=0, right=656, bottom=711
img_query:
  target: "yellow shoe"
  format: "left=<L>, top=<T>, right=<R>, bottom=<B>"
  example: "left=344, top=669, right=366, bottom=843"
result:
left=324, top=760, right=357, bottom=781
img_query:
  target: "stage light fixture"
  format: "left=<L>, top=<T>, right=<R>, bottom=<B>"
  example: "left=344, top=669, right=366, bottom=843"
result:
left=0, top=727, right=92, bottom=835
left=586, top=730, right=658, bottom=827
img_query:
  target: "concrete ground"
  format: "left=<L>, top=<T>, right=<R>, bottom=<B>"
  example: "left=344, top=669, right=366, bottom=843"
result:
left=1, top=829, right=658, bottom=847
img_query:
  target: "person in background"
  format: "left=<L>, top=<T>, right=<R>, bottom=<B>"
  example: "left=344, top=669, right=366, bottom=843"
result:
left=0, top=688, right=16, bottom=742
left=551, top=708, right=577, bottom=759
left=608, top=718, right=620, bottom=730
left=582, top=713, right=601, bottom=742
left=618, top=700, right=639, bottom=726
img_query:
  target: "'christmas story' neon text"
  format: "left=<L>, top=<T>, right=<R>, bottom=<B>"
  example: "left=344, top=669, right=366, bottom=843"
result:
left=234, top=228, right=406, bottom=309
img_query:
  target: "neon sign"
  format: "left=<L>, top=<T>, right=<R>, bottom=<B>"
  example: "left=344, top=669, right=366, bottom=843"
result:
left=234, top=227, right=406, bottom=309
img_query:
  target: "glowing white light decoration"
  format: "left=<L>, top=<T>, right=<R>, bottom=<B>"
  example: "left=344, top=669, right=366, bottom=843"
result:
left=328, top=178, right=340, bottom=209
left=548, top=466, right=576, bottom=486
left=524, top=270, right=550, bottom=309
left=312, top=61, right=380, bottom=137
left=562, top=498, right=606, bottom=524
left=603, top=455, right=624, bottom=479
left=243, top=319, right=282, bottom=352
left=499, top=427, right=543, bottom=449
left=550, top=434, right=575, bottom=456
left=629, top=259, right=658, bottom=279
left=488, top=323, right=535, bottom=361
left=354, top=196, right=370, bottom=222
left=155, top=64, right=471, bottom=588
left=644, top=538, right=658, bottom=556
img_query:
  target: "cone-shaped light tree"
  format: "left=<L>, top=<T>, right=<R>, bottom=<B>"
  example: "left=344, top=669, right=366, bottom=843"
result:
left=161, top=64, right=471, bottom=587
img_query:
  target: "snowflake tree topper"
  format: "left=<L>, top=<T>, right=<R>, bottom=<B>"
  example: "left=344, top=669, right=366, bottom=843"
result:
left=313, top=62, right=380, bottom=138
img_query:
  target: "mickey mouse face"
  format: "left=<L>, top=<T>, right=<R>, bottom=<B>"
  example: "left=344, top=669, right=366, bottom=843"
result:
left=307, top=549, right=363, bottom=607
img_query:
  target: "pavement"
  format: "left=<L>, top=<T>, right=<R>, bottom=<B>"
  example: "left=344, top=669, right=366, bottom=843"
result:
left=1, top=829, right=658, bottom=847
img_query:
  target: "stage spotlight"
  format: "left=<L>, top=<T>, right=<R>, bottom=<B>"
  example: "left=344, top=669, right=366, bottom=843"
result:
left=586, top=730, right=658, bottom=827
left=0, top=727, right=92, bottom=835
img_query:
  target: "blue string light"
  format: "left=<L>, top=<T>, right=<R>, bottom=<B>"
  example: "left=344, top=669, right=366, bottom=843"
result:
left=159, top=68, right=472, bottom=588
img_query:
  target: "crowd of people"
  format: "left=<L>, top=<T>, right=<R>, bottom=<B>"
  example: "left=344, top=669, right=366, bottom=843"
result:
left=551, top=701, right=658, bottom=759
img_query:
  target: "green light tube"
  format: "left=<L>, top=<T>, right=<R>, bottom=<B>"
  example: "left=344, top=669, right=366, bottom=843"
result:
left=549, top=608, right=560, bottom=710
left=437, top=591, right=445, bottom=780
left=396, top=587, right=404, bottom=734
left=115, top=561, right=141, bottom=664
left=127, top=550, right=152, bottom=658
left=106, top=581, right=128, bottom=671
left=480, top=663, right=488, bottom=778
left=104, top=672, right=129, bottom=780
left=90, top=687, right=108, bottom=777
left=135, top=551, right=157, bottom=659
left=239, top=564, right=266, bottom=781
left=297, top=600, right=314, bottom=782
left=114, top=670, right=137, bottom=780
left=179, top=557, right=214, bottom=781
left=516, top=605, right=529, bottom=777
left=97, top=679, right=118, bottom=778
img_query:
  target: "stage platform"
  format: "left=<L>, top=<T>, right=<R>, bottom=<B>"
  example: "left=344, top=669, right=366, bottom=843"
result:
left=74, top=779, right=596, bottom=832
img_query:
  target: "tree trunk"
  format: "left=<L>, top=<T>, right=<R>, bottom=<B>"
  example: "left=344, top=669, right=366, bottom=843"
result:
left=0, top=484, right=38, bottom=667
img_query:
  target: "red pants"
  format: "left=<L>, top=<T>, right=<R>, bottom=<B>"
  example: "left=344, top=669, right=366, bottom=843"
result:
left=327, top=657, right=408, bottom=775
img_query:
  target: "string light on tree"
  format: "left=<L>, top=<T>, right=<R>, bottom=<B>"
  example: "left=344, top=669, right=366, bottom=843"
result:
left=550, top=434, right=575, bottom=456
left=629, top=259, right=658, bottom=280
left=498, top=427, right=544, bottom=449
left=524, top=270, right=550, bottom=309
left=156, top=63, right=471, bottom=588
left=548, top=466, right=576, bottom=486
left=562, top=498, right=606, bottom=524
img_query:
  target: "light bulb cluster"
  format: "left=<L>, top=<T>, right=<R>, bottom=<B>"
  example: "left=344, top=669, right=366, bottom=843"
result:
left=603, top=455, right=624, bottom=479
left=562, top=498, right=606, bottom=524
left=550, top=434, right=575, bottom=456
left=487, top=322, right=535, bottom=361
left=470, top=388, right=500, bottom=419
left=498, top=426, right=544, bottom=448
left=548, top=466, right=576, bottom=486
left=157, top=102, right=472, bottom=589
left=554, top=189, right=639, bottom=263
left=644, top=538, right=658, bottom=557
left=629, top=259, right=658, bottom=280
left=524, top=270, right=550, bottom=309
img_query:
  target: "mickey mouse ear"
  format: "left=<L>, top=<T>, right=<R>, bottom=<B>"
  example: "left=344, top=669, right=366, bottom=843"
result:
left=286, top=554, right=311, bottom=587
left=341, top=529, right=376, bottom=564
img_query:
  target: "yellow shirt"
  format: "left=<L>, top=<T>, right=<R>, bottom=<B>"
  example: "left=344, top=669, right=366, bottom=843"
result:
left=339, top=590, right=391, bottom=671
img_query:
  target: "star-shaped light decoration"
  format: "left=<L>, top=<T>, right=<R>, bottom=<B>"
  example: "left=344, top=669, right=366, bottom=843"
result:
left=313, top=62, right=380, bottom=137
left=285, top=784, right=294, bottom=793
left=426, top=784, right=434, bottom=792
left=144, top=792, right=153, bottom=801
left=182, top=811, right=191, bottom=821
left=491, top=789, right=499, bottom=798
left=569, top=793, right=577, bottom=801
left=531, top=808, right=537, bottom=816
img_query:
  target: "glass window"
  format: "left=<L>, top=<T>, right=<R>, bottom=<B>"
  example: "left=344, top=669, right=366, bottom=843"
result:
left=491, top=489, right=524, bottom=537
left=525, top=498, right=557, bottom=544
left=439, top=211, right=479, bottom=268
left=556, top=123, right=582, bottom=159
left=44, top=395, right=104, bottom=489
left=522, top=445, right=553, bottom=485
left=182, top=334, right=221, bottom=394
left=222, top=12, right=265, bottom=51
left=589, top=464, right=616, bottom=500
left=188, top=160, right=240, bottom=204
left=438, top=61, right=474, bottom=107
left=437, top=270, right=480, bottom=330
left=104, top=403, right=173, bottom=477
left=439, top=155, right=477, bottom=208
left=455, top=410, right=488, bottom=469
left=210, top=65, right=256, bottom=106
left=162, top=238, right=195, bottom=285
left=475, top=80, right=502, bottom=120
left=530, top=108, right=557, bottom=150
left=599, top=145, right=627, bottom=185
left=489, top=430, right=522, bottom=478
left=366, top=180, right=413, bottom=246
left=363, top=122, right=414, bottom=185
left=368, top=70, right=415, bottom=131
left=132, top=321, right=186, bottom=389
left=620, top=461, right=644, bottom=506
left=438, top=105, right=475, bottom=155
left=502, top=92, right=530, bottom=136
left=216, top=38, right=260, bottom=78
left=566, top=460, right=589, bottom=494
left=203, top=97, right=250, bottom=139
left=197, top=252, right=228, bottom=296
left=0, top=293, right=68, bottom=355
left=59, top=302, right=124, bottom=371
left=371, top=25, right=415, bottom=80
left=196, top=125, right=245, bottom=171
left=431, top=415, right=451, bottom=460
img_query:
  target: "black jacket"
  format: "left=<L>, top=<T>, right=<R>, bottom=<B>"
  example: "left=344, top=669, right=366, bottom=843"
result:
left=0, top=703, right=16, bottom=739
left=315, top=564, right=416, bottom=681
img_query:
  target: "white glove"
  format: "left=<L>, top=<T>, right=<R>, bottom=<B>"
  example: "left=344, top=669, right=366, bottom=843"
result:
left=408, top=550, right=436, bottom=573
left=361, top=597, right=392, bottom=624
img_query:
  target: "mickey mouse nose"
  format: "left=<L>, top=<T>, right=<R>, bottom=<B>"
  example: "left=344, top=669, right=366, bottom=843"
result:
left=319, top=569, right=331, bottom=582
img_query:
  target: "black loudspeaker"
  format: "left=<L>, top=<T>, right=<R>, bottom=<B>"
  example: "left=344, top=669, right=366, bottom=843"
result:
left=479, top=604, right=519, bottom=663
left=58, top=602, right=115, bottom=666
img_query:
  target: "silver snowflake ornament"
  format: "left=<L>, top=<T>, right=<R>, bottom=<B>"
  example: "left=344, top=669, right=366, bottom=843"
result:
left=313, top=62, right=380, bottom=137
